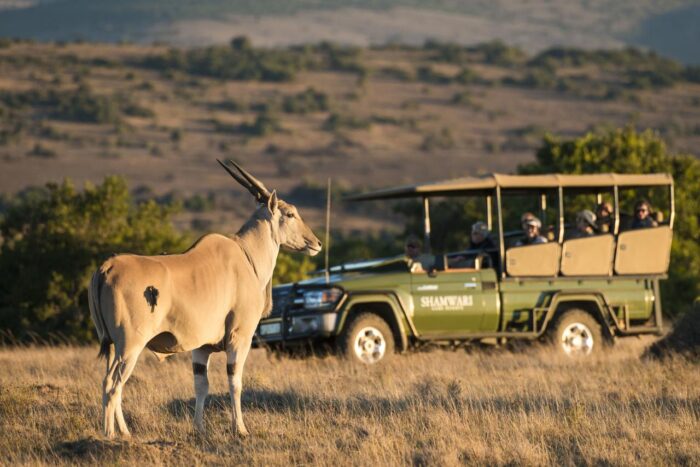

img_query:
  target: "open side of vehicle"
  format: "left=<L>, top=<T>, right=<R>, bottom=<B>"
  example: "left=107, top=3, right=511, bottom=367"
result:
left=256, top=173, right=674, bottom=363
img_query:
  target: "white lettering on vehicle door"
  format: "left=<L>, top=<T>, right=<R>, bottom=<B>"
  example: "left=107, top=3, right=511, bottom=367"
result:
left=420, top=295, right=474, bottom=311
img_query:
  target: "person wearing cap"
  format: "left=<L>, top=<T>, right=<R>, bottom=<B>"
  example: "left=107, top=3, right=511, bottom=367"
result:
left=404, top=234, right=434, bottom=271
left=469, top=221, right=496, bottom=251
left=595, top=201, right=613, bottom=233
left=571, top=210, right=597, bottom=238
left=515, top=215, right=547, bottom=246
left=630, top=199, right=658, bottom=230
left=448, top=221, right=497, bottom=268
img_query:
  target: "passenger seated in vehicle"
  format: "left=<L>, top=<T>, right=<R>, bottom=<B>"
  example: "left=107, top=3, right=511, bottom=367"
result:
left=570, top=209, right=597, bottom=238
left=596, top=201, right=613, bottom=233
left=515, top=215, right=548, bottom=246
left=449, top=222, right=497, bottom=268
left=404, top=234, right=434, bottom=272
left=630, top=199, right=658, bottom=230
left=469, top=221, right=496, bottom=251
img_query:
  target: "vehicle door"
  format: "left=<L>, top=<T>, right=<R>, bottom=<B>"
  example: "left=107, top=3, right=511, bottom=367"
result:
left=410, top=261, right=499, bottom=336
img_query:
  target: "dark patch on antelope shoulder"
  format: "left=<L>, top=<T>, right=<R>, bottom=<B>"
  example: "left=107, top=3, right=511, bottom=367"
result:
left=144, top=286, right=159, bottom=312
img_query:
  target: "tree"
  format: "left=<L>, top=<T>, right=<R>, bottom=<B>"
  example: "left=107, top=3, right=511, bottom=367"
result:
left=519, top=127, right=700, bottom=316
left=0, top=177, right=190, bottom=342
left=273, top=252, right=316, bottom=285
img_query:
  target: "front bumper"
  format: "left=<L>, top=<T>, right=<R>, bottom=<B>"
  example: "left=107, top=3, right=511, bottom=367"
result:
left=254, top=312, right=338, bottom=345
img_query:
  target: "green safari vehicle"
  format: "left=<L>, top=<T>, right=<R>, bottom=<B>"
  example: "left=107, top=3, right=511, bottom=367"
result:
left=255, top=173, right=674, bottom=363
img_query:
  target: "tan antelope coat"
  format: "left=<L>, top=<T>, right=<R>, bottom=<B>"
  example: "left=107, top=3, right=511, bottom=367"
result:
left=89, top=161, right=321, bottom=438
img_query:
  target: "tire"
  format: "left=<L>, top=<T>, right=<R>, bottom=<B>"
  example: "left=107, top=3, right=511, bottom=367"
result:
left=339, top=313, right=395, bottom=364
left=549, top=309, right=603, bottom=357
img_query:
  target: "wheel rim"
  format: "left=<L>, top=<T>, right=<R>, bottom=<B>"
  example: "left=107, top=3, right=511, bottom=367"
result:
left=353, top=326, right=386, bottom=364
left=561, top=322, right=594, bottom=356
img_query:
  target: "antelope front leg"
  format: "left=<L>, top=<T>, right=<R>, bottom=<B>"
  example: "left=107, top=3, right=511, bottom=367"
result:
left=192, top=347, right=212, bottom=433
left=226, top=338, right=252, bottom=437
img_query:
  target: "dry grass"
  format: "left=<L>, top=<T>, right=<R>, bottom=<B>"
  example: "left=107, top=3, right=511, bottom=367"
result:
left=0, top=338, right=698, bottom=465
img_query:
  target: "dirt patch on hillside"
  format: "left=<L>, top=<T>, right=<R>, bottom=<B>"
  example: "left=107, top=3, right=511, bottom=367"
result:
left=645, top=304, right=700, bottom=361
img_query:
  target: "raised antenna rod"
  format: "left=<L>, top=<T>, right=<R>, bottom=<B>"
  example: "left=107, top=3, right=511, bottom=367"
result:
left=325, top=177, right=331, bottom=285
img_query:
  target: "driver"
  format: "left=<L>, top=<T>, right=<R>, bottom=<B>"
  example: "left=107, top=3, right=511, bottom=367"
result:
left=404, top=234, right=434, bottom=271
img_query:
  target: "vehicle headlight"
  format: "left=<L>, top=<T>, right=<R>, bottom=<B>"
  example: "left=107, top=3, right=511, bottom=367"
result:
left=303, top=288, right=343, bottom=310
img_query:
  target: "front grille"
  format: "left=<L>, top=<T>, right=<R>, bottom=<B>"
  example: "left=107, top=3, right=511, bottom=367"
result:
left=287, top=287, right=307, bottom=314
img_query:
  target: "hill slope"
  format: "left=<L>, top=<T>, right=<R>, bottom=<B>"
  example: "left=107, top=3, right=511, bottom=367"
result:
left=0, top=0, right=698, bottom=62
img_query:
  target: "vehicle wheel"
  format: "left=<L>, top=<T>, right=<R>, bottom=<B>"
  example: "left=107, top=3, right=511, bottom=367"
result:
left=549, top=309, right=602, bottom=357
left=340, top=313, right=394, bottom=364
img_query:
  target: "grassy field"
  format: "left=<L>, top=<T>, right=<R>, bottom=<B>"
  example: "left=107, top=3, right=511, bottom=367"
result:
left=1, top=338, right=698, bottom=465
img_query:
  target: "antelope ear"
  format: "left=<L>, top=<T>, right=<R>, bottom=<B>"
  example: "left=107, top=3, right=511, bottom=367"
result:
left=267, top=190, right=278, bottom=214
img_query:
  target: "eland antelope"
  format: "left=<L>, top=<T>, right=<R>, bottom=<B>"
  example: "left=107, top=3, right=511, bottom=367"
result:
left=88, top=160, right=321, bottom=437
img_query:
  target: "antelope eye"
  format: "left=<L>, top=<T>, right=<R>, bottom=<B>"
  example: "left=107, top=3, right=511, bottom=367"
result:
left=286, top=212, right=295, bottom=218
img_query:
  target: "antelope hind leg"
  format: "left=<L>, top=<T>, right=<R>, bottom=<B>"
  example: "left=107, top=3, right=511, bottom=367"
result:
left=113, top=350, right=141, bottom=437
left=192, top=347, right=213, bottom=433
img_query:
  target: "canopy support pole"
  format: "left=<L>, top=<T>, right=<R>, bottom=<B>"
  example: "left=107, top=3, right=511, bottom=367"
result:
left=669, top=184, right=675, bottom=229
left=557, top=186, right=564, bottom=243
left=422, top=196, right=431, bottom=254
left=539, top=193, right=547, bottom=227
left=613, top=186, right=620, bottom=235
left=486, top=195, right=493, bottom=231
left=496, top=187, right=506, bottom=279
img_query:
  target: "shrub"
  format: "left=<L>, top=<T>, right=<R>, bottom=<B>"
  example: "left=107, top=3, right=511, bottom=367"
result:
left=282, top=88, right=329, bottom=114
left=468, top=41, right=525, bottom=67
left=141, top=40, right=310, bottom=82
left=323, top=112, right=371, bottom=131
left=240, top=111, right=281, bottom=136
left=0, top=177, right=190, bottom=342
left=121, top=102, right=155, bottom=118
left=377, top=66, right=414, bottom=82
left=55, top=85, right=121, bottom=123
left=27, top=143, right=56, bottom=158
left=451, top=91, right=478, bottom=108
left=274, top=252, right=317, bottom=285
left=416, top=65, right=452, bottom=85
left=421, top=128, right=455, bottom=151
left=454, top=66, right=483, bottom=85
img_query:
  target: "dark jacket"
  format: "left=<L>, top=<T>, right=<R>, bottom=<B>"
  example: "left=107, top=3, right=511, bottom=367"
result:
left=469, top=236, right=496, bottom=251
left=630, top=217, right=657, bottom=230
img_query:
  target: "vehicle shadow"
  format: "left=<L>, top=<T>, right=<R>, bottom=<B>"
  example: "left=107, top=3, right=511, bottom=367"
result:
left=166, top=388, right=412, bottom=420
left=164, top=385, right=685, bottom=421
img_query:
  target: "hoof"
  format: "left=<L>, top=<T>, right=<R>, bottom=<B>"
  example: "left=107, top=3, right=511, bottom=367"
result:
left=235, top=426, right=250, bottom=438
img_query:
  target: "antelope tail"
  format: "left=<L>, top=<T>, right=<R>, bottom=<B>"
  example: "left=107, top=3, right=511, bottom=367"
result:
left=88, top=268, right=112, bottom=360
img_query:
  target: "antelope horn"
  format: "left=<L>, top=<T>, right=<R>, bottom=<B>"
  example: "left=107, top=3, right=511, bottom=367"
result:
left=226, top=159, right=272, bottom=199
left=216, top=159, right=262, bottom=200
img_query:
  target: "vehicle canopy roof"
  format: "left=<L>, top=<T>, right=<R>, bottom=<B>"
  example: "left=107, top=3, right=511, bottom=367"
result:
left=346, top=173, right=673, bottom=201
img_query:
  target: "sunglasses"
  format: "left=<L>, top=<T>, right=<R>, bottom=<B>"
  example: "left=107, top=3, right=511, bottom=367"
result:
left=636, top=208, right=648, bottom=213
left=406, top=244, right=419, bottom=249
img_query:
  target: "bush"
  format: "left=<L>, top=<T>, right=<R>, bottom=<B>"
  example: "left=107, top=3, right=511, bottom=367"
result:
left=468, top=41, right=525, bottom=67
left=421, top=128, right=455, bottom=151
left=0, top=177, right=190, bottom=342
left=416, top=65, right=452, bottom=85
left=274, top=252, right=317, bottom=285
left=519, top=127, right=700, bottom=316
left=323, top=112, right=371, bottom=131
left=282, top=87, right=329, bottom=114
left=55, top=85, right=121, bottom=123
left=141, top=40, right=310, bottom=82
left=27, top=143, right=56, bottom=158
left=240, top=111, right=281, bottom=136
